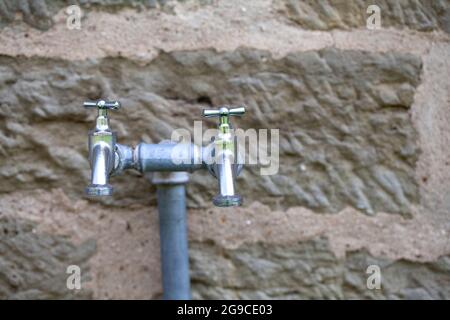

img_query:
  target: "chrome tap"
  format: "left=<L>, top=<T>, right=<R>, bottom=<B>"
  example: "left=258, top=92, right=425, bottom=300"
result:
left=203, top=106, right=245, bottom=207
left=84, top=100, right=120, bottom=196
left=83, top=100, right=246, bottom=207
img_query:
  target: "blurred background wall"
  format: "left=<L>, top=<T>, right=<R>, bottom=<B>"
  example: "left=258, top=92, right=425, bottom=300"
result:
left=0, top=0, right=449, bottom=299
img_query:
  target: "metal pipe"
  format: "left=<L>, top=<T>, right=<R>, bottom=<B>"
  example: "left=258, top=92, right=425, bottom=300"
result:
left=136, top=142, right=205, bottom=173
left=83, top=100, right=247, bottom=301
left=152, top=172, right=191, bottom=300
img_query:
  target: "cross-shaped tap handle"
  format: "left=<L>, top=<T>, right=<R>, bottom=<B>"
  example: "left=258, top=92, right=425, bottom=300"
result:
left=203, top=106, right=245, bottom=118
left=84, top=100, right=121, bottom=110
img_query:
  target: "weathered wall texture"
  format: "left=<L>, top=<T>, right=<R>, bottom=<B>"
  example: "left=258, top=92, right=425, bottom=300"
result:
left=275, top=0, right=450, bottom=32
left=0, top=0, right=449, bottom=299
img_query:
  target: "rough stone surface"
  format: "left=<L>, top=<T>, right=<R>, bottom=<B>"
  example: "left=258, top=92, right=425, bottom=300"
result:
left=0, top=189, right=163, bottom=299
left=275, top=0, right=450, bottom=33
left=0, top=0, right=449, bottom=300
left=188, top=203, right=449, bottom=263
left=0, top=0, right=53, bottom=30
left=2, top=189, right=448, bottom=300
left=0, top=214, right=95, bottom=299
left=1, top=1, right=448, bottom=62
left=0, top=49, right=421, bottom=214
left=191, top=239, right=450, bottom=299
left=2, top=0, right=449, bottom=33
left=0, top=0, right=211, bottom=30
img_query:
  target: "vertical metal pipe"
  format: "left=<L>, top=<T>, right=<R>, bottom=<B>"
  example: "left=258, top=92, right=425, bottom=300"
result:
left=153, top=172, right=191, bottom=300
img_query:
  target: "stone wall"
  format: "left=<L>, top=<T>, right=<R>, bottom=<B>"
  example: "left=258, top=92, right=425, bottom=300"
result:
left=275, top=0, right=450, bottom=32
left=0, top=0, right=449, bottom=299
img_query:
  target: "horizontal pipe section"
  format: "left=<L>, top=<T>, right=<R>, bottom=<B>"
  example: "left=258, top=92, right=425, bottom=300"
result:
left=136, top=142, right=205, bottom=173
left=114, top=142, right=245, bottom=178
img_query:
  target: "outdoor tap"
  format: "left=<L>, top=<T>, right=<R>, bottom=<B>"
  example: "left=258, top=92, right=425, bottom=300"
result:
left=84, top=100, right=120, bottom=196
left=203, top=106, right=245, bottom=207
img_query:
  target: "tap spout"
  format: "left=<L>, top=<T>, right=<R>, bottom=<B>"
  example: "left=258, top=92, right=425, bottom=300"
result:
left=85, top=141, right=114, bottom=196
left=202, top=106, right=245, bottom=207
left=212, top=146, right=242, bottom=207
